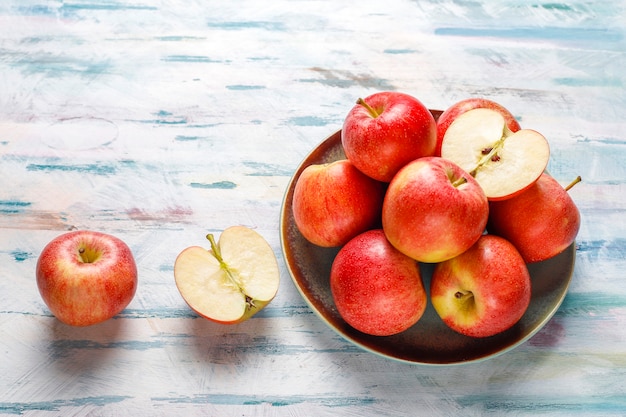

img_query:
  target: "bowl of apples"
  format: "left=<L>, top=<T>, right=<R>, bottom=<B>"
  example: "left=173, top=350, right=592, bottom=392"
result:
left=280, top=92, right=580, bottom=365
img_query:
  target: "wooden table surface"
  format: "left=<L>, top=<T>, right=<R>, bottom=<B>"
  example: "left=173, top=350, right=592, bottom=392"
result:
left=1, top=1, right=625, bottom=416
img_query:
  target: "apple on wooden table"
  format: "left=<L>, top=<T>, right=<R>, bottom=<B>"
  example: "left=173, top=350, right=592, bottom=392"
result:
left=436, top=97, right=521, bottom=156
left=488, top=173, right=582, bottom=263
left=440, top=107, right=550, bottom=201
left=291, top=159, right=385, bottom=247
left=330, top=229, right=427, bottom=336
left=382, top=156, right=489, bottom=263
left=430, top=234, right=532, bottom=338
left=174, top=226, right=280, bottom=324
left=36, top=230, right=138, bottom=327
left=342, top=91, right=437, bottom=182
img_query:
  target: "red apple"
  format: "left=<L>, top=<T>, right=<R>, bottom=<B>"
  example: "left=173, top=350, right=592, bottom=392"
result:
left=330, top=229, right=427, bottom=336
left=441, top=108, right=550, bottom=201
left=431, top=234, right=531, bottom=338
left=488, top=173, right=581, bottom=263
left=36, top=230, right=138, bottom=326
left=436, top=97, right=521, bottom=156
left=292, top=159, right=385, bottom=247
left=341, top=91, right=437, bottom=182
left=382, top=156, right=489, bottom=263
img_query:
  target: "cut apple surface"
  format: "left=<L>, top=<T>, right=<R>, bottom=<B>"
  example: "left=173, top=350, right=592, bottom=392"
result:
left=441, top=108, right=550, bottom=201
left=174, top=226, right=280, bottom=324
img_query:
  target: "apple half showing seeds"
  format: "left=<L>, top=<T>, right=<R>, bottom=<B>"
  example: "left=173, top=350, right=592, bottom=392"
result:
left=174, top=226, right=280, bottom=324
left=441, top=108, right=550, bottom=201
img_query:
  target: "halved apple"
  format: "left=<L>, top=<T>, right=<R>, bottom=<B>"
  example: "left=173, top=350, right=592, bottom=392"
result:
left=441, top=108, right=550, bottom=201
left=174, top=226, right=280, bottom=324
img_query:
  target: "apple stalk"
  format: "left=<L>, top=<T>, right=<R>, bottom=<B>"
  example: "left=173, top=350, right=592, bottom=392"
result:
left=206, top=233, right=255, bottom=309
left=565, top=176, right=582, bottom=191
left=356, top=98, right=381, bottom=118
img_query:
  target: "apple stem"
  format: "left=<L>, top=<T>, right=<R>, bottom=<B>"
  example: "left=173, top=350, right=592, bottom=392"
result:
left=356, top=98, right=380, bottom=118
left=206, top=233, right=255, bottom=310
left=565, top=175, right=582, bottom=191
left=451, top=176, right=468, bottom=188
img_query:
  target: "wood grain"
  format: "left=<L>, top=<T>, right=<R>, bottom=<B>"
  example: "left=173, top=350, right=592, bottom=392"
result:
left=1, top=0, right=625, bottom=415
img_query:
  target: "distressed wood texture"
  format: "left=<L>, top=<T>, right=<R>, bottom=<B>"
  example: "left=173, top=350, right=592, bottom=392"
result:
left=1, top=1, right=625, bottom=416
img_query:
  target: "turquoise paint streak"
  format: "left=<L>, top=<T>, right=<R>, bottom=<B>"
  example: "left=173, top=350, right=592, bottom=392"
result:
left=434, top=27, right=623, bottom=43
left=189, top=181, right=237, bottom=189
left=0, top=396, right=130, bottom=415
left=151, top=394, right=375, bottom=407
left=226, top=84, right=266, bottom=90
left=26, top=163, right=116, bottom=175
left=384, top=48, right=418, bottom=54
left=287, top=116, right=333, bottom=127
left=10, top=250, right=32, bottom=262
left=456, top=395, right=626, bottom=414
left=161, top=55, right=223, bottom=63
left=206, top=21, right=286, bottom=31
left=0, top=200, right=31, bottom=214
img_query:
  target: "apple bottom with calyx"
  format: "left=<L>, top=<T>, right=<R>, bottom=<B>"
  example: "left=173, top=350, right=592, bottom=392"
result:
left=430, top=235, right=531, bottom=338
left=330, top=229, right=427, bottom=336
left=174, top=226, right=280, bottom=324
left=488, top=173, right=581, bottom=263
left=36, top=230, right=138, bottom=327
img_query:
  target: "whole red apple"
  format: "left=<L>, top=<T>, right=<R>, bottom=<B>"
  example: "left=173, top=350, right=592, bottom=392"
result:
left=431, top=234, right=532, bottom=338
left=342, top=91, right=437, bottom=182
left=488, top=173, right=581, bottom=263
left=436, top=97, right=521, bottom=156
left=292, top=159, right=385, bottom=247
left=36, top=230, right=138, bottom=326
left=330, top=229, right=427, bottom=336
left=382, top=156, right=489, bottom=263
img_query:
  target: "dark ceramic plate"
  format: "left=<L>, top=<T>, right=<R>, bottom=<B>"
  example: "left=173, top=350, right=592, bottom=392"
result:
left=279, top=111, right=576, bottom=365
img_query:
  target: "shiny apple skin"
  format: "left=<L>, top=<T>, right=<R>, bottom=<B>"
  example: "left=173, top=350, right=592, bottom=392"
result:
left=382, top=156, right=489, bottom=263
left=342, top=91, right=437, bottom=182
left=487, top=173, right=581, bottom=263
left=431, top=234, right=532, bottom=338
left=36, top=230, right=138, bottom=326
left=330, top=229, right=427, bottom=336
left=292, top=159, right=385, bottom=247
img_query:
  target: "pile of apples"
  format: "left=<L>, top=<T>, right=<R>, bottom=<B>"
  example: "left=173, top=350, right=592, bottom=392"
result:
left=292, top=92, right=581, bottom=338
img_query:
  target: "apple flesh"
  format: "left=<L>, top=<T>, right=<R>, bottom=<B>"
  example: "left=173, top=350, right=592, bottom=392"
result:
left=36, top=230, right=138, bottom=326
left=431, top=234, right=531, bottom=338
left=436, top=98, right=521, bottom=156
left=382, top=156, right=489, bottom=263
left=292, top=159, right=385, bottom=247
left=342, top=91, right=437, bottom=182
left=440, top=108, right=550, bottom=201
left=330, top=229, right=427, bottom=336
left=488, top=173, right=581, bottom=263
left=174, top=226, right=280, bottom=324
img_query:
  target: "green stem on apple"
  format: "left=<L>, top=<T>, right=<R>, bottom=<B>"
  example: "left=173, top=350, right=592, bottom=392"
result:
left=565, top=175, right=582, bottom=191
left=357, top=98, right=380, bottom=118
left=206, top=234, right=256, bottom=310
left=451, top=176, right=468, bottom=188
